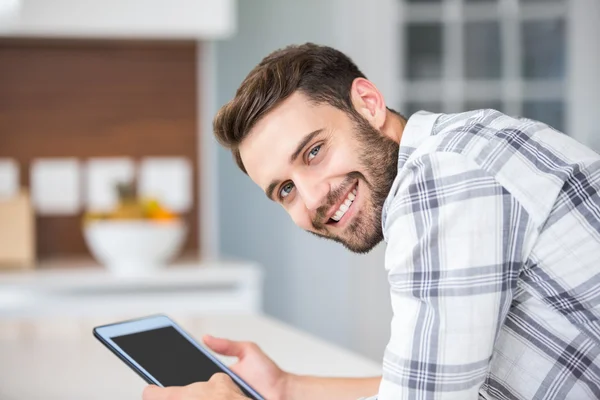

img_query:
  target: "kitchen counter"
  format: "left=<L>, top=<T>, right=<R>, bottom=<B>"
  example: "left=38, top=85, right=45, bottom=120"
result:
left=0, top=313, right=382, bottom=400
left=0, top=259, right=264, bottom=318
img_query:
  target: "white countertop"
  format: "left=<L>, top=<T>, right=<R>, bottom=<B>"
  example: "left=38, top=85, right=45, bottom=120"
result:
left=0, top=260, right=264, bottom=317
left=0, top=313, right=382, bottom=400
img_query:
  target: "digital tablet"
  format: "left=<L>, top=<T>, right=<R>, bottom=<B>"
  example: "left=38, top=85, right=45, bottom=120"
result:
left=93, top=314, right=264, bottom=400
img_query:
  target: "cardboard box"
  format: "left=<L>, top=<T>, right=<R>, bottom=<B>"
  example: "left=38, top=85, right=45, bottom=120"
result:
left=0, top=190, right=35, bottom=269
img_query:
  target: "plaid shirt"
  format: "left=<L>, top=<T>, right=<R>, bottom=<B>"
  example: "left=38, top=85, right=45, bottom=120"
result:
left=368, top=109, right=600, bottom=400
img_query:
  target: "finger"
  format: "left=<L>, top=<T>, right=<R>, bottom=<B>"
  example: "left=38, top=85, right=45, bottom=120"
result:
left=209, top=373, right=243, bottom=394
left=142, top=385, right=173, bottom=400
left=209, top=372, right=230, bottom=382
left=203, top=335, right=251, bottom=358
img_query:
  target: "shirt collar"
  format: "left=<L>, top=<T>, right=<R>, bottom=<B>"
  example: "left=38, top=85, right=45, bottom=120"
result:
left=381, top=111, right=442, bottom=240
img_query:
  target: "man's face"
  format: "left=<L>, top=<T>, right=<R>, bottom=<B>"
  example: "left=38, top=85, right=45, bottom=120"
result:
left=239, top=92, right=399, bottom=253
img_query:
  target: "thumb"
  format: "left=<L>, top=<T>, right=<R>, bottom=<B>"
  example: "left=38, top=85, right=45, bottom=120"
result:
left=142, top=385, right=174, bottom=400
left=203, top=335, right=248, bottom=358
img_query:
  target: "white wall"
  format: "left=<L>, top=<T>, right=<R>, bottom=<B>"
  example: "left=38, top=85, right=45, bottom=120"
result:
left=333, top=0, right=397, bottom=360
left=214, top=0, right=352, bottom=349
left=567, top=0, right=600, bottom=150
left=213, top=0, right=394, bottom=358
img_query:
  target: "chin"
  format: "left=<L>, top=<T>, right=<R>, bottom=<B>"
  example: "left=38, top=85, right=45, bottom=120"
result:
left=306, top=229, right=382, bottom=254
left=340, top=236, right=383, bottom=254
left=329, top=226, right=384, bottom=254
left=307, top=210, right=384, bottom=253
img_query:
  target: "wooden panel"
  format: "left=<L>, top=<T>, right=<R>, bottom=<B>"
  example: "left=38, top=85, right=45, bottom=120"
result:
left=0, top=38, right=199, bottom=261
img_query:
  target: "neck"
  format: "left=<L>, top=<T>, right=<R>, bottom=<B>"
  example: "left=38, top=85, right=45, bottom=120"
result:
left=382, top=109, right=407, bottom=144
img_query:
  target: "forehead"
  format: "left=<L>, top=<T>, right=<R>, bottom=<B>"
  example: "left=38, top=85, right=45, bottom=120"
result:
left=239, top=92, right=341, bottom=189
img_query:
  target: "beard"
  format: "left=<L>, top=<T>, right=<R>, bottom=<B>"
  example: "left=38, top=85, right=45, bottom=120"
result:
left=307, top=111, right=400, bottom=254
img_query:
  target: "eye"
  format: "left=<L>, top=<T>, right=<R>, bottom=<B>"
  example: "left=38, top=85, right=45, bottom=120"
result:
left=307, top=144, right=321, bottom=162
left=279, top=182, right=294, bottom=199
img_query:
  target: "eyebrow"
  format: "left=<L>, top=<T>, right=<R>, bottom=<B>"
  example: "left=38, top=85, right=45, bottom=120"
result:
left=265, top=181, right=280, bottom=201
left=265, top=128, right=324, bottom=201
left=290, top=129, right=323, bottom=163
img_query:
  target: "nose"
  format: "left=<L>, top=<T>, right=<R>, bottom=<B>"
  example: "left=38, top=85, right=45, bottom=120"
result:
left=293, top=173, right=328, bottom=212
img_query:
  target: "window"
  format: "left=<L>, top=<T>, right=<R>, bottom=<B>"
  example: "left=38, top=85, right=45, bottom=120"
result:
left=398, top=0, right=567, bottom=131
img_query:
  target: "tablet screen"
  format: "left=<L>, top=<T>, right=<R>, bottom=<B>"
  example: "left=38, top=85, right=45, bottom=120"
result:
left=113, top=326, right=235, bottom=388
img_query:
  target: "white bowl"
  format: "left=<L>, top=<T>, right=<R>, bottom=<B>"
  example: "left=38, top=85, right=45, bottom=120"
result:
left=83, top=220, right=187, bottom=276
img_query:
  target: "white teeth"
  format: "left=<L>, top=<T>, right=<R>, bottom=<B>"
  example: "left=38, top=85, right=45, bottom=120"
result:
left=332, top=211, right=343, bottom=221
left=330, top=185, right=358, bottom=223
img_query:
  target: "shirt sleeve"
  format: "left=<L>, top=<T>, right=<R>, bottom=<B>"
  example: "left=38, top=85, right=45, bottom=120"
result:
left=379, top=151, right=531, bottom=399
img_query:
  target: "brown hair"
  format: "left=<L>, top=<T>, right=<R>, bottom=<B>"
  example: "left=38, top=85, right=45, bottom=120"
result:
left=212, top=43, right=367, bottom=173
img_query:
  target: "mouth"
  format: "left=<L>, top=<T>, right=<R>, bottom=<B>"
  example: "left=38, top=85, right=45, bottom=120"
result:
left=326, top=182, right=358, bottom=226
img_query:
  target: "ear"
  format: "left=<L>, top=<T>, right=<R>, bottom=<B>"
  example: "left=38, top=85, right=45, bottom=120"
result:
left=350, top=78, right=387, bottom=129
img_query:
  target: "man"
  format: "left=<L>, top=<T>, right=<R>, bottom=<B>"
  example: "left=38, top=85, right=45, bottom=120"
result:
left=143, top=43, right=600, bottom=400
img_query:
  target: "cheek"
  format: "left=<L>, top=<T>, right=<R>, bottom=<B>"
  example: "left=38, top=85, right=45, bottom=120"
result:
left=325, top=146, right=360, bottom=174
left=287, top=203, right=313, bottom=230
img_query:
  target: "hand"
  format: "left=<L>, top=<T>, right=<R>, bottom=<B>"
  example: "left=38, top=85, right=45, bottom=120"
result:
left=142, top=373, right=247, bottom=400
left=203, top=335, right=289, bottom=400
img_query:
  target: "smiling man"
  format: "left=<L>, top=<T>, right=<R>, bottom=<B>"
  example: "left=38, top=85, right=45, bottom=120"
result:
left=143, top=44, right=600, bottom=400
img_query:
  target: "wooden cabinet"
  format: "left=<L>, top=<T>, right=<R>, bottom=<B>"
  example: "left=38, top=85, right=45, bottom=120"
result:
left=0, top=38, right=200, bottom=260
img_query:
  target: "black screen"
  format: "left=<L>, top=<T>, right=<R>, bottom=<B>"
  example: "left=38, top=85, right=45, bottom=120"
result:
left=112, top=326, right=254, bottom=397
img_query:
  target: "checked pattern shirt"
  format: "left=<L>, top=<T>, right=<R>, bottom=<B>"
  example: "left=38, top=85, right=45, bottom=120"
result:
left=368, top=109, right=600, bottom=400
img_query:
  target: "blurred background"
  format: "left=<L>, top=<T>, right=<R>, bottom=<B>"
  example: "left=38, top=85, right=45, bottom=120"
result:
left=0, top=0, right=599, bottom=369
